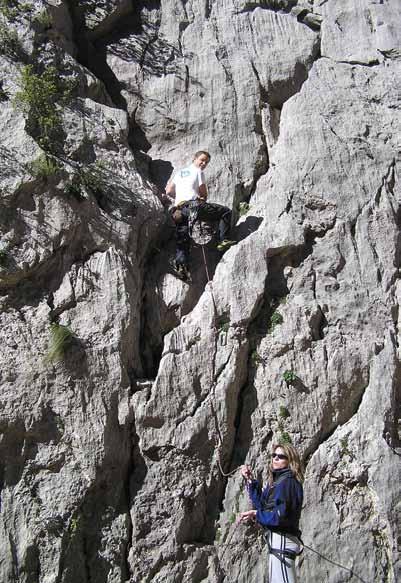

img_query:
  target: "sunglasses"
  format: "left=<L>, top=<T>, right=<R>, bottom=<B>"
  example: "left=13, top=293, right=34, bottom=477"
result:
left=271, top=453, right=288, bottom=460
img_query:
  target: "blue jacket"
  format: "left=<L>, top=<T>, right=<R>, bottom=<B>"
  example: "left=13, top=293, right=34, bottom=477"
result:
left=247, top=468, right=303, bottom=537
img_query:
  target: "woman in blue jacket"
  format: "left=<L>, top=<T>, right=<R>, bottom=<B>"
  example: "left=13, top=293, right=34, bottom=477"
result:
left=237, top=443, right=304, bottom=583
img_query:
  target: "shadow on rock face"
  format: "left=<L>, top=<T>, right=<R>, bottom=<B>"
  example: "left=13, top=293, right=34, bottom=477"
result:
left=61, top=337, right=90, bottom=381
left=230, top=382, right=260, bottom=470
left=0, top=407, right=64, bottom=492
left=232, top=215, right=263, bottom=243
left=149, top=158, right=174, bottom=192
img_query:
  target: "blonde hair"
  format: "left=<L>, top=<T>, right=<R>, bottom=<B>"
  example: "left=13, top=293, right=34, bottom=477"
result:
left=267, top=443, right=304, bottom=485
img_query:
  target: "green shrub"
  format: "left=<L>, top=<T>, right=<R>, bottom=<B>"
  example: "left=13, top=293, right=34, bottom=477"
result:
left=339, top=436, right=353, bottom=459
left=268, top=310, right=283, bottom=333
left=69, top=515, right=79, bottom=534
left=282, top=370, right=296, bottom=384
left=0, top=0, right=19, bottom=20
left=80, top=167, right=102, bottom=192
left=14, top=65, right=74, bottom=151
left=0, top=21, right=23, bottom=58
left=34, top=8, right=51, bottom=28
left=28, top=153, right=59, bottom=179
left=216, top=314, right=230, bottom=334
left=46, top=322, right=74, bottom=363
left=251, top=350, right=264, bottom=365
left=279, top=432, right=292, bottom=445
left=64, top=165, right=103, bottom=201
left=65, top=177, right=84, bottom=200
left=238, top=201, right=250, bottom=216
left=278, top=405, right=290, bottom=420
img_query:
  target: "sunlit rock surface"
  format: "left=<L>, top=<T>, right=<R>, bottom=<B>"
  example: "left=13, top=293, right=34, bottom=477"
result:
left=0, top=0, right=400, bottom=582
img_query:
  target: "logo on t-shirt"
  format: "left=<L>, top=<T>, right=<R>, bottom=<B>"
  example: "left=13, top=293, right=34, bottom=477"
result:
left=180, top=170, right=191, bottom=178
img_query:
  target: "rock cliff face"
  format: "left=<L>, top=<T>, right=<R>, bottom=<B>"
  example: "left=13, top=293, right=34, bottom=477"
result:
left=0, top=1, right=400, bottom=582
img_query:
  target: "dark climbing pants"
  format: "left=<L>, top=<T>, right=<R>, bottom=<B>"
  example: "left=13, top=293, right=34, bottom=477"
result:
left=175, top=201, right=232, bottom=266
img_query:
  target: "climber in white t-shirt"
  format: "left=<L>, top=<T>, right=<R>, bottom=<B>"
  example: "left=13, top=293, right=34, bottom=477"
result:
left=165, top=151, right=235, bottom=279
left=169, top=157, right=208, bottom=206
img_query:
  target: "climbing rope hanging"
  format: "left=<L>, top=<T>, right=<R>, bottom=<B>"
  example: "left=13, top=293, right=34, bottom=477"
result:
left=196, top=232, right=241, bottom=479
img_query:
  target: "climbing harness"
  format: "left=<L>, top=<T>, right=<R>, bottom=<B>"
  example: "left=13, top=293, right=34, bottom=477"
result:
left=264, top=530, right=303, bottom=569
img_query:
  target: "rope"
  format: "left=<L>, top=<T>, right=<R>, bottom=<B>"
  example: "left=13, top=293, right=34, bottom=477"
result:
left=210, top=396, right=240, bottom=478
left=201, top=244, right=211, bottom=282
left=302, top=543, right=372, bottom=583
left=199, top=242, right=240, bottom=479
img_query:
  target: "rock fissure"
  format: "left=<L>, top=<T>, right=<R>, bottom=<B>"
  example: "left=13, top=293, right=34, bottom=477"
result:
left=375, top=158, right=396, bottom=205
left=337, top=58, right=380, bottom=67
left=64, top=0, right=127, bottom=109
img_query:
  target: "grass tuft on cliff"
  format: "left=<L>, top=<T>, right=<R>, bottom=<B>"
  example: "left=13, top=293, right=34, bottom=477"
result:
left=46, top=322, right=74, bottom=363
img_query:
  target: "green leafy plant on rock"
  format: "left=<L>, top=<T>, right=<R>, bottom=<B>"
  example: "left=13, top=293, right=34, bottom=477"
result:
left=68, top=514, right=80, bottom=535
left=268, top=310, right=283, bottom=333
left=251, top=350, right=264, bottom=366
left=228, top=513, right=236, bottom=525
left=278, top=431, right=292, bottom=445
left=64, top=166, right=104, bottom=202
left=339, top=436, right=353, bottom=460
left=278, top=405, right=290, bottom=420
left=216, top=314, right=230, bottom=335
left=282, top=370, right=296, bottom=384
left=238, top=201, right=250, bottom=216
left=0, top=21, right=24, bottom=59
left=28, top=153, right=59, bottom=179
left=34, top=8, right=51, bottom=28
left=46, top=322, right=74, bottom=363
left=80, top=166, right=103, bottom=192
left=0, top=0, right=20, bottom=20
left=14, top=65, right=74, bottom=151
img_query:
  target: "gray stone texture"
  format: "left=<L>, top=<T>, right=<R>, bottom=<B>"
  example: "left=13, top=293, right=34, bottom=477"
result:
left=0, top=0, right=400, bottom=582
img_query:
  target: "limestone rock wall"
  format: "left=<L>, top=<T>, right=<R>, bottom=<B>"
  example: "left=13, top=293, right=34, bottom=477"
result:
left=0, top=1, right=400, bottom=582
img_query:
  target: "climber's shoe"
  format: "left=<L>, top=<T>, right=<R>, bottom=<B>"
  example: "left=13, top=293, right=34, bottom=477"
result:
left=216, top=239, right=236, bottom=252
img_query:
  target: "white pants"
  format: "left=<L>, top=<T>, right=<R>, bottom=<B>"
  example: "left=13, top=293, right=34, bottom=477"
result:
left=267, top=531, right=301, bottom=583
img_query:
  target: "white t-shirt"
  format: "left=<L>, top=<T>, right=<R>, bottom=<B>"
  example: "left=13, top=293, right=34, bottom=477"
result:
left=172, top=164, right=205, bottom=205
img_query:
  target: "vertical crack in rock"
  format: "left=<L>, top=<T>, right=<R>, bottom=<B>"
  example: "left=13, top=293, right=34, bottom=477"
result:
left=248, top=61, right=270, bottom=199
left=375, top=157, right=396, bottom=206
left=205, top=0, right=213, bottom=19
left=64, top=0, right=131, bottom=109
left=63, top=0, right=167, bottom=162
left=384, top=341, right=401, bottom=455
